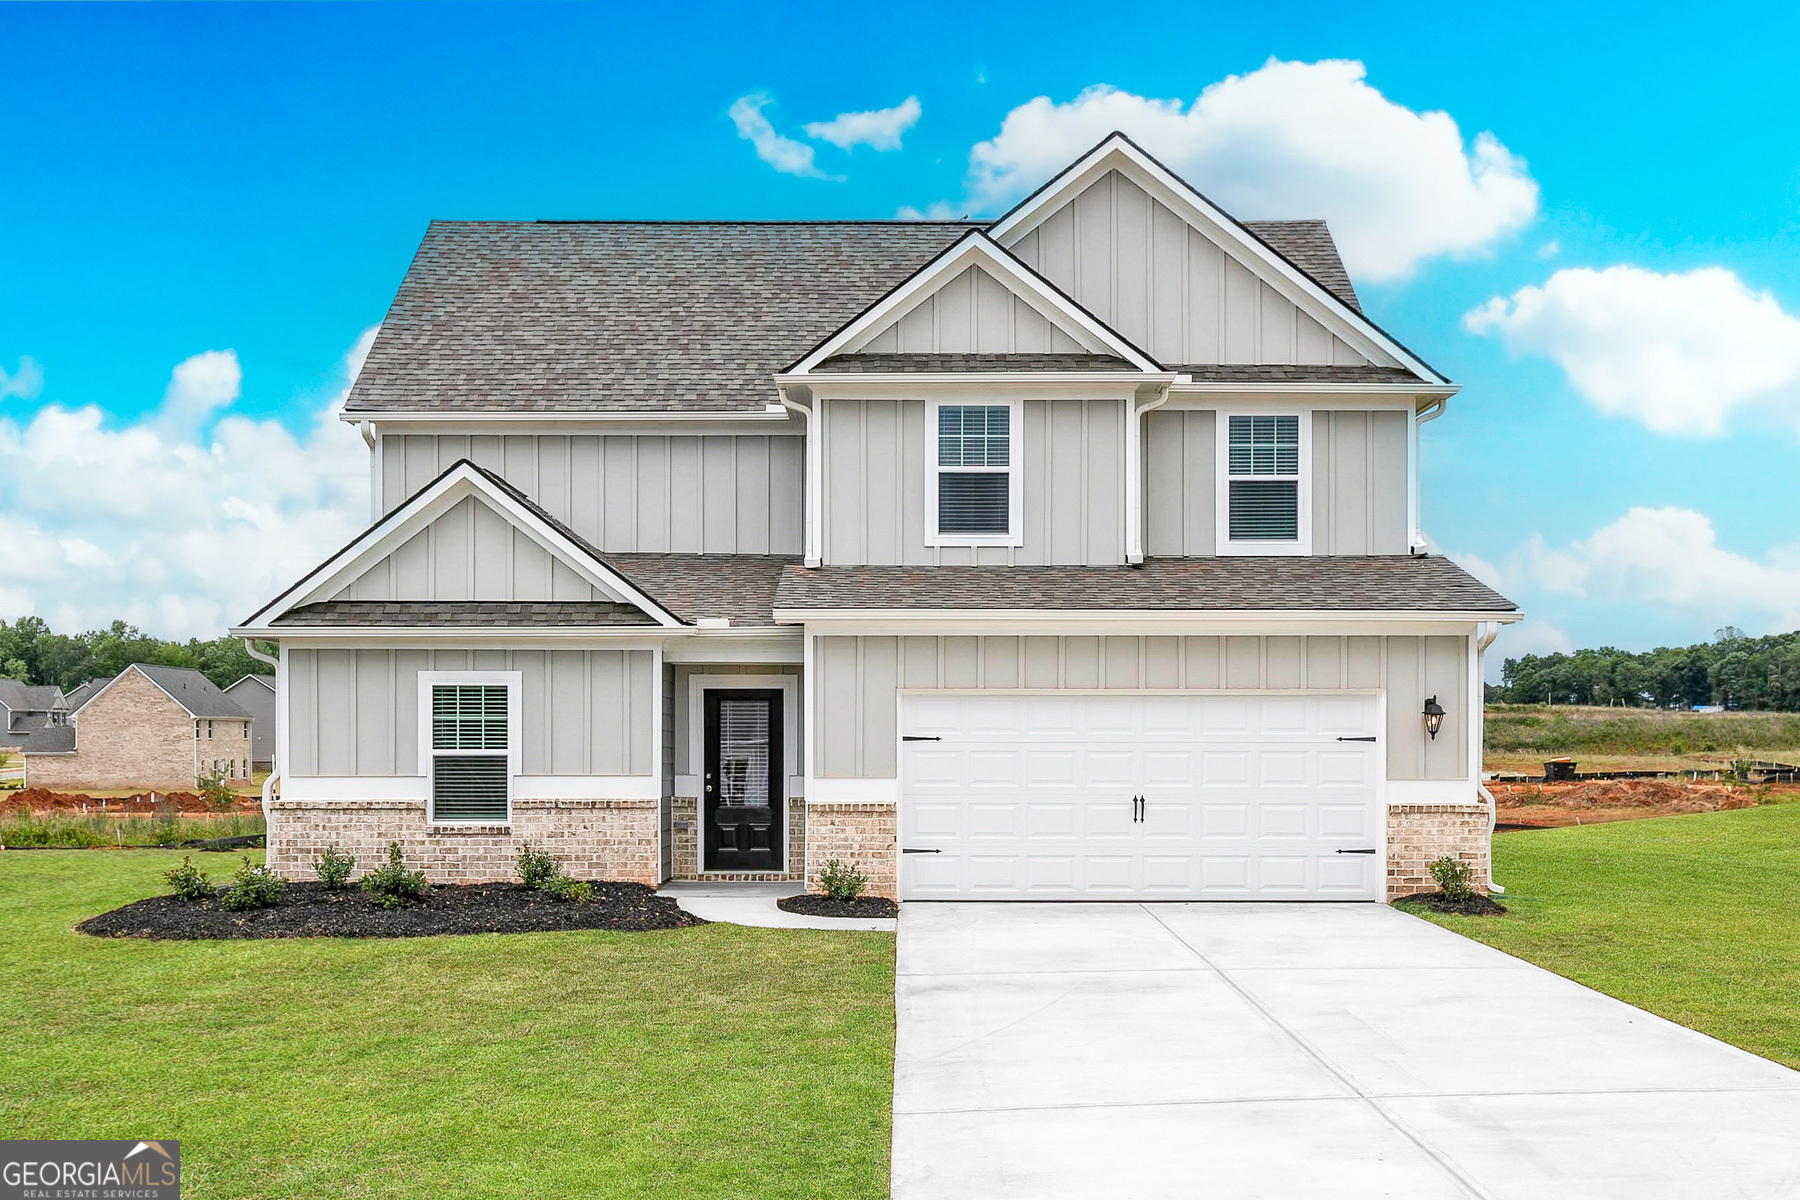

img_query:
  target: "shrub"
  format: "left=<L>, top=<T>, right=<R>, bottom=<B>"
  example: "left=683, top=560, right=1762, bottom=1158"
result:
left=164, top=856, right=214, bottom=901
left=198, top=766, right=235, bottom=810
left=313, top=845, right=356, bottom=889
left=221, top=857, right=286, bottom=911
left=516, top=843, right=562, bottom=889
left=1428, top=855, right=1476, bottom=903
left=360, top=842, right=428, bottom=909
left=816, top=858, right=868, bottom=903
left=542, top=874, right=594, bottom=903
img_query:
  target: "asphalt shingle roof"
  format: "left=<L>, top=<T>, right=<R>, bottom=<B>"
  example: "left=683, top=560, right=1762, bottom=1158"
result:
left=603, top=554, right=798, bottom=627
left=774, top=556, right=1515, bottom=613
left=0, top=679, right=66, bottom=714
left=19, top=725, right=76, bottom=754
left=1241, top=220, right=1362, bottom=314
left=273, top=601, right=656, bottom=627
left=815, top=353, right=1134, bottom=373
left=132, top=665, right=251, bottom=720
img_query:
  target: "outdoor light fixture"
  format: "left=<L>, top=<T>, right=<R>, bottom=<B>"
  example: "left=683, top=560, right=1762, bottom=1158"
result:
left=1422, top=696, right=1446, bottom=740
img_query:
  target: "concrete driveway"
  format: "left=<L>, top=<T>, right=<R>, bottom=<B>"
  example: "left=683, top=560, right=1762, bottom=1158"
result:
left=893, top=902, right=1800, bottom=1200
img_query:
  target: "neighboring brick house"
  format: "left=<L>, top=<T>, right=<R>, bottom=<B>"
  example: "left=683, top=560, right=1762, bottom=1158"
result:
left=0, top=679, right=68, bottom=751
left=224, top=674, right=277, bottom=769
left=22, top=664, right=253, bottom=792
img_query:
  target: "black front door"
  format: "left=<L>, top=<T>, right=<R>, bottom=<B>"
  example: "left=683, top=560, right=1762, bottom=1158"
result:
left=703, top=689, right=784, bottom=872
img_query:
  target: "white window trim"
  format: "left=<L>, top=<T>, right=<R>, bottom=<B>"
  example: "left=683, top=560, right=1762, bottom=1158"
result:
left=925, top=397, right=1025, bottom=548
left=1215, top=409, right=1313, bottom=557
left=416, top=670, right=522, bottom=825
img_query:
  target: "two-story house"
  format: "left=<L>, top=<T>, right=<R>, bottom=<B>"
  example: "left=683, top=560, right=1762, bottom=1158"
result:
left=234, top=133, right=1517, bottom=901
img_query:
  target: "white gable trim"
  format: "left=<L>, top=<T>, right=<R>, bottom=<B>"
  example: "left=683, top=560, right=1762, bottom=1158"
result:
left=787, top=230, right=1161, bottom=374
left=237, top=461, right=684, bottom=632
left=986, top=134, right=1447, bottom=386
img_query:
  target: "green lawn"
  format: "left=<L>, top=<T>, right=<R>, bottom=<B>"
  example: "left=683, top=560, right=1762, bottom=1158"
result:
left=1417, top=803, right=1800, bottom=1069
left=0, top=851, right=896, bottom=1199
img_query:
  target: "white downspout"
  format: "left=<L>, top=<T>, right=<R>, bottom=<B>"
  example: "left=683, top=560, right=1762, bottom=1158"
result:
left=1126, top=385, right=1172, bottom=565
left=360, top=421, right=379, bottom=522
left=777, top=387, right=820, bottom=568
left=1410, top=397, right=1448, bottom=554
left=1474, top=620, right=1504, bottom=894
left=241, top=638, right=280, bottom=839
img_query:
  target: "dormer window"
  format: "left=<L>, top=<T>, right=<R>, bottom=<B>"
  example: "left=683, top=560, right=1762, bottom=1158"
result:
left=1218, top=412, right=1311, bottom=555
left=927, top=401, right=1023, bottom=547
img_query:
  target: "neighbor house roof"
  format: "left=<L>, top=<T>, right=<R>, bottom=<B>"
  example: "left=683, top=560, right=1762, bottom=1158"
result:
left=124, top=665, right=251, bottom=720
left=774, top=556, right=1516, bottom=614
left=224, top=674, right=277, bottom=694
left=61, top=678, right=109, bottom=713
left=0, top=679, right=66, bottom=714
left=19, top=725, right=76, bottom=755
left=345, top=221, right=981, bottom=416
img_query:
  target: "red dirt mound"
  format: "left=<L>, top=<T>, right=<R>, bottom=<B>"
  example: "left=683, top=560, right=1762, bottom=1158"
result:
left=1490, top=778, right=1781, bottom=828
left=0, top=787, right=258, bottom=816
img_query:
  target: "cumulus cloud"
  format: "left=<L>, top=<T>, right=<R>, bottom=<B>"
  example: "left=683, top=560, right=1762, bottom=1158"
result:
left=1464, top=265, right=1800, bottom=436
left=804, top=96, right=922, bottom=151
left=929, top=59, right=1537, bottom=282
left=728, top=93, right=840, bottom=180
left=0, top=356, right=44, bottom=401
left=896, top=200, right=963, bottom=221
left=0, top=331, right=377, bottom=639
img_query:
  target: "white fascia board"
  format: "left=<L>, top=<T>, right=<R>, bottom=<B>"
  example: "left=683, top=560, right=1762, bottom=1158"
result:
left=778, top=610, right=1522, bottom=636
left=350, top=409, right=793, bottom=427
left=782, top=373, right=1173, bottom=400
left=987, top=135, right=1447, bottom=385
left=1166, top=382, right=1459, bottom=399
left=787, top=231, right=1161, bottom=374
left=367, top=415, right=799, bottom=438
left=227, top=628, right=685, bottom=646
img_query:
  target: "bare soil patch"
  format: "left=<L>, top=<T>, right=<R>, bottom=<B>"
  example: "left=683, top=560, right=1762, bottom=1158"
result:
left=79, top=880, right=705, bottom=939
left=776, top=895, right=899, bottom=919
left=1, top=787, right=259, bottom=817
left=1490, top=779, right=1797, bottom=829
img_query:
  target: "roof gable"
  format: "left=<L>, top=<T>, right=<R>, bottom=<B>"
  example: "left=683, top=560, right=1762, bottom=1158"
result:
left=988, top=133, right=1444, bottom=384
left=787, top=231, right=1161, bottom=375
left=238, top=461, right=684, bottom=631
left=75, top=664, right=249, bottom=721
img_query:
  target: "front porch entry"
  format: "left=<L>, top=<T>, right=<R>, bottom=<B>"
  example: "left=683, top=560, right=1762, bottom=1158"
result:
left=703, top=688, right=785, bottom=872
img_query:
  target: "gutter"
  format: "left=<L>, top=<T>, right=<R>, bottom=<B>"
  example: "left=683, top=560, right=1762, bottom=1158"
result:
left=1474, top=620, right=1505, bottom=895
left=242, top=638, right=281, bottom=834
left=777, top=384, right=822, bottom=567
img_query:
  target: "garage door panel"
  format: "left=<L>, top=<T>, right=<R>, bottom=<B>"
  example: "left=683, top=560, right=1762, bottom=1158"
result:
left=900, top=693, right=1382, bottom=901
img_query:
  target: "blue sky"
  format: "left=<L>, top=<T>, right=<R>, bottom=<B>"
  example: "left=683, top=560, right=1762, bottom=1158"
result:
left=4, top=1, right=1799, bottom=670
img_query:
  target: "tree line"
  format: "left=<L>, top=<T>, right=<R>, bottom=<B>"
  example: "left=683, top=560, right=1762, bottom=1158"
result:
left=0, top=617, right=273, bottom=692
left=1492, top=630, right=1800, bottom=710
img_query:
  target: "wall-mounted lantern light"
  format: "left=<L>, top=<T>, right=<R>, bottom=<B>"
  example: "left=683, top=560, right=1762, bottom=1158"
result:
left=1422, top=696, right=1446, bottom=740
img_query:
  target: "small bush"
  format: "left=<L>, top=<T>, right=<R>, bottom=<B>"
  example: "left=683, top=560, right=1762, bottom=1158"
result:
left=542, top=874, right=594, bottom=903
left=198, top=766, right=235, bottom=810
left=221, top=857, right=286, bottom=911
left=516, top=843, right=562, bottom=889
left=816, top=858, right=868, bottom=902
left=1428, top=855, right=1476, bottom=903
left=164, top=856, right=214, bottom=901
left=313, top=845, right=356, bottom=889
left=360, top=842, right=428, bottom=909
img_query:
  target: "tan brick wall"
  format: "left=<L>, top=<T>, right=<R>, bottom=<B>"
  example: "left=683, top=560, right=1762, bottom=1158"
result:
left=805, top=802, right=897, bottom=900
left=267, top=797, right=661, bottom=885
left=1387, top=804, right=1490, bottom=899
left=23, top=668, right=251, bottom=792
left=669, top=795, right=805, bottom=881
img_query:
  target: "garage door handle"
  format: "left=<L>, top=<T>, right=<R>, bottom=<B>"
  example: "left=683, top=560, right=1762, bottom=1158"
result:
left=902, top=735, right=942, bottom=742
left=1337, top=736, right=1378, bottom=742
left=1335, top=848, right=1377, bottom=854
left=901, top=848, right=941, bottom=854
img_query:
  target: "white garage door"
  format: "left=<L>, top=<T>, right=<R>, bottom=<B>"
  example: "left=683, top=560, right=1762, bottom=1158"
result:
left=899, top=693, right=1383, bottom=901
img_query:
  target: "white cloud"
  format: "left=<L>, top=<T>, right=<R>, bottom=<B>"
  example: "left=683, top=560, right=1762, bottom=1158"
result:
left=896, top=200, right=962, bottom=221
left=1464, top=265, right=1800, bottom=436
left=1507, top=507, right=1800, bottom=631
left=938, top=59, right=1537, bottom=282
left=804, top=96, right=922, bottom=151
left=1536, top=239, right=1560, bottom=259
left=1485, top=620, right=1575, bottom=682
left=0, top=331, right=377, bottom=640
left=728, top=93, right=840, bottom=180
left=0, top=356, right=44, bottom=401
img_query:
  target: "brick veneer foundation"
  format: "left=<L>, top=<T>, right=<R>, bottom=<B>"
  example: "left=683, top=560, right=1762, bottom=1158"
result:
left=668, top=795, right=806, bottom=881
left=267, top=797, right=660, bottom=885
left=1386, top=803, right=1491, bottom=898
left=805, top=802, right=898, bottom=900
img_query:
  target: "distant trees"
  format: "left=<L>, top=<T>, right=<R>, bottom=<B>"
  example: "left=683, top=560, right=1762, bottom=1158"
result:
left=1493, top=630, right=1800, bottom=710
left=0, top=617, right=274, bottom=691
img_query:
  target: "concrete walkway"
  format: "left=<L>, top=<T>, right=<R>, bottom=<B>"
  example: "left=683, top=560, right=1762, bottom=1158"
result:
left=656, top=881, right=896, bottom=931
left=893, top=902, right=1800, bottom=1200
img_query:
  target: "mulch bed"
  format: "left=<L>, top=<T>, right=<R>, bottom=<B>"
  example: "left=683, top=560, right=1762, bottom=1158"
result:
left=776, top=894, right=899, bottom=919
left=1395, top=891, right=1508, bottom=916
left=79, top=881, right=706, bottom=940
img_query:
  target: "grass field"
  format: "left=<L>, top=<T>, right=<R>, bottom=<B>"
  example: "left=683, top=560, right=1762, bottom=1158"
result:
left=0, top=850, right=896, bottom=1199
left=1416, top=803, right=1800, bottom=1069
left=0, top=811, right=266, bottom=847
left=1485, top=704, right=1800, bottom=774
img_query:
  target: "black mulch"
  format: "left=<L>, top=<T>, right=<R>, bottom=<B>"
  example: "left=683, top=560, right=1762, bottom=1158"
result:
left=1395, top=892, right=1509, bottom=916
left=776, top=894, right=899, bottom=919
left=78, top=881, right=707, bottom=940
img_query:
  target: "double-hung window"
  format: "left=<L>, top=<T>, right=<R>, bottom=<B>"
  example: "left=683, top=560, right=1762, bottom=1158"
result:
left=1220, top=413, right=1309, bottom=553
left=426, top=678, right=514, bottom=823
left=929, top=401, right=1021, bottom=545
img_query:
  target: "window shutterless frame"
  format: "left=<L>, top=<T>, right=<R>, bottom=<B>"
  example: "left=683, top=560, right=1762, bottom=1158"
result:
left=1215, top=409, right=1313, bottom=556
left=925, top=397, right=1025, bottom=548
left=417, top=670, right=522, bottom=825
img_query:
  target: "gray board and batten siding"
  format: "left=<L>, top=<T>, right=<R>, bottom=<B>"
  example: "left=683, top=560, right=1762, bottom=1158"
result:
left=380, top=434, right=805, bottom=557
left=815, top=634, right=1468, bottom=782
left=286, top=648, right=656, bottom=778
